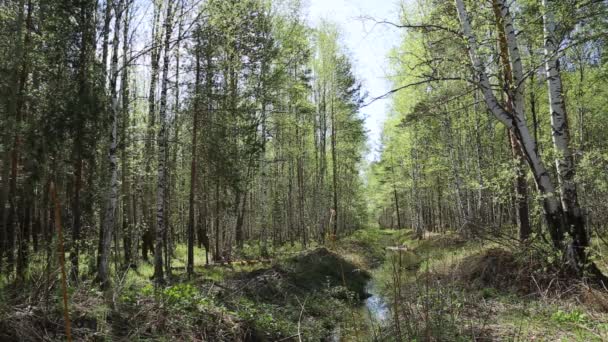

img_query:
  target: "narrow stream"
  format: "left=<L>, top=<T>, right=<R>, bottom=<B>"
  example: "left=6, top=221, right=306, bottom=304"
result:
left=331, top=278, right=389, bottom=341
left=363, top=280, right=389, bottom=321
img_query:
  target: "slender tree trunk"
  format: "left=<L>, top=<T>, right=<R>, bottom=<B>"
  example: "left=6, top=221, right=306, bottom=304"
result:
left=32, top=195, right=39, bottom=253
left=330, top=95, right=338, bottom=238
left=97, top=0, right=123, bottom=288
left=492, top=0, right=531, bottom=240
left=297, top=148, right=307, bottom=247
left=390, top=162, right=402, bottom=230
left=473, top=92, right=485, bottom=219
left=71, top=158, right=83, bottom=281
left=2, top=1, right=22, bottom=271
left=542, top=0, right=590, bottom=271
left=288, top=159, right=295, bottom=245
left=16, top=193, right=30, bottom=282
left=455, top=0, right=566, bottom=248
left=100, top=0, right=113, bottom=86
left=444, top=117, right=466, bottom=226
left=575, top=57, right=586, bottom=154
left=121, top=2, right=133, bottom=269
left=187, top=40, right=201, bottom=277
left=318, top=83, right=327, bottom=241
left=142, top=1, right=163, bottom=262
left=6, top=0, right=33, bottom=275
left=198, top=45, right=213, bottom=263
left=70, top=0, right=96, bottom=282
left=165, top=0, right=184, bottom=279
left=214, top=181, right=221, bottom=261
left=234, top=191, right=244, bottom=249
left=198, top=206, right=209, bottom=265
left=393, top=185, right=402, bottom=230
left=510, top=133, right=531, bottom=240
left=0, top=147, right=10, bottom=274
left=154, top=0, right=175, bottom=285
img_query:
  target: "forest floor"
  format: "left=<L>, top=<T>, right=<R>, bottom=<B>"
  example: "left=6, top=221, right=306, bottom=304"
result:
left=361, top=229, right=608, bottom=341
left=2, top=228, right=608, bottom=341
left=0, top=233, right=382, bottom=341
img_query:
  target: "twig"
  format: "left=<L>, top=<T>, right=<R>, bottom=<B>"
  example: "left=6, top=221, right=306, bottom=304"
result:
left=362, top=77, right=466, bottom=107
left=359, top=16, right=462, bottom=36
left=276, top=333, right=300, bottom=341
left=295, top=295, right=308, bottom=342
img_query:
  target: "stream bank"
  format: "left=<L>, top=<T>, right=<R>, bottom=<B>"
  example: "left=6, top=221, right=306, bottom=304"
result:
left=329, top=228, right=409, bottom=341
left=0, top=229, right=401, bottom=342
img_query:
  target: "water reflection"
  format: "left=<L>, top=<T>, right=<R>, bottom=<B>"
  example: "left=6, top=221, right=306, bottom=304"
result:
left=331, top=280, right=389, bottom=341
left=364, top=282, right=389, bottom=322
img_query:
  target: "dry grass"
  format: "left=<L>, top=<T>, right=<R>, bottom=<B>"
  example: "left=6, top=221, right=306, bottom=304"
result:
left=378, top=230, right=608, bottom=341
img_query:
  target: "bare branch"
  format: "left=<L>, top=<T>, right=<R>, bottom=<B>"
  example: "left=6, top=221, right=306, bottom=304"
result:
left=359, top=16, right=462, bottom=37
left=362, top=77, right=467, bottom=107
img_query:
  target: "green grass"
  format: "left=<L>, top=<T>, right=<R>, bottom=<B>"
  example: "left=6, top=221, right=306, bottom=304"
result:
left=495, top=301, right=608, bottom=341
left=4, top=229, right=608, bottom=341
left=346, top=227, right=608, bottom=341
left=171, top=244, right=209, bottom=268
left=339, top=227, right=410, bottom=268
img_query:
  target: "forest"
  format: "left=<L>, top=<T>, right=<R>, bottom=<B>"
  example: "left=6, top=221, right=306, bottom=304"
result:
left=0, top=0, right=607, bottom=341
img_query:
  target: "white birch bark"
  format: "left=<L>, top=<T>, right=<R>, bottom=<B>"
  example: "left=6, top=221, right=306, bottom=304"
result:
left=454, top=0, right=564, bottom=244
left=542, top=0, right=580, bottom=217
left=154, top=0, right=174, bottom=284
left=98, top=0, right=123, bottom=287
left=454, top=0, right=512, bottom=128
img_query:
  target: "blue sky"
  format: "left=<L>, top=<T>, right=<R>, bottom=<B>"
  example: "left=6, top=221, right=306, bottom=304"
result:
left=305, top=0, right=402, bottom=160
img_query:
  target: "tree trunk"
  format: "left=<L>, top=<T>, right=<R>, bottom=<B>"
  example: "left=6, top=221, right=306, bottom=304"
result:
left=330, top=95, right=338, bottom=238
left=510, top=133, right=532, bottom=240
left=100, top=0, right=113, bottom=86
left=393, top=185, right=402, bottom=230
left=71, top=158, right=83, bottom=281
left=154, top=0, right=175, bottom=285
left=455, top=0, right=566, bottom=248
left=542, top=0, right=590, bottom=272
left=187, top=39, right=201, bottom=277
left=198, top=207, right=209, bottom=265
left=121, top=2, right=133, bottom=269
left=214, top=181, right=221, bottom=261
left=97, top=0, right=123, bottom=288
left=492, top=0, right=531, bottom=240
left=0, top=146, right=10, bottom=274
left=6, top=0, right=33, bottom=275
left=235, top=191, right=247, bottom=249
left=142, top=0, right=163, bottom=262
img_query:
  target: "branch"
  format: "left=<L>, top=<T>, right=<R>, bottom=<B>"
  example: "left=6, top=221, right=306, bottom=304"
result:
left=362, top=77, right=466, bottom=107
left=359, top=16, right=462, bottom=37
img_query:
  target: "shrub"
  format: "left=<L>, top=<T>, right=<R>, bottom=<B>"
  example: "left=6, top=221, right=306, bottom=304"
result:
left=551, top=309, right=589, bottom=325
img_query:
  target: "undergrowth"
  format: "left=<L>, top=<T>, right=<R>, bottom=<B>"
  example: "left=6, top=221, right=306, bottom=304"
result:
left=367, top=228, right=608, bottom=341
left=0, top=241, right=370, bottom=341
left=3, top=229, right=608, bottom=341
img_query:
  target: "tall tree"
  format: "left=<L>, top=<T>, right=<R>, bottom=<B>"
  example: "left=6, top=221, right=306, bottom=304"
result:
left=97, top=0, right=124, bottom=288
left=542, top=0, right=588, bottom=270
left=154, top=0, right=175, bottom=285
left=187, top=29, right=202, bottom=277
left=491, top=0, right=531, bottom=240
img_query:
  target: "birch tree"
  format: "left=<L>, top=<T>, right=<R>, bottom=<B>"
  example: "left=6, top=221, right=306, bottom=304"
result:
left=97, top=0, right=123, bottom=288
left=454, top=0, right=605, bottom=278
left=154, top=0, right=175, bottom=285
left=542, top=0, right=589, bottom=269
